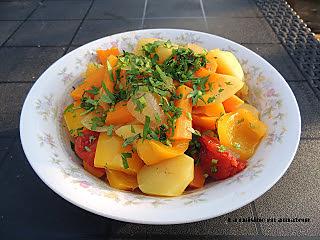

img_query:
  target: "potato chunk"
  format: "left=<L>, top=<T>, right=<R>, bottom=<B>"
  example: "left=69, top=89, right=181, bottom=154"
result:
left=137, top=154, right=194, bottom=196
left=94, top=133, right=144, bottom=175
left=208, top=49, right=244, bottom=81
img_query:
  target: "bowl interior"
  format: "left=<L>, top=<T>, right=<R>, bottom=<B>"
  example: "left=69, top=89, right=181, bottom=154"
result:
left=20, top=29, right=301, bottom=224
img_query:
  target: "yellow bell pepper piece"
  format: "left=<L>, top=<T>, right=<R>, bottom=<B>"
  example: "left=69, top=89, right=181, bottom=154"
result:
left=63, top=101, right=85, bottom=136
left=217, top=108, right=267, bottom=160
left=106, top=169, right=138, bottom=191
left=136, top=139, right=189, bottom=165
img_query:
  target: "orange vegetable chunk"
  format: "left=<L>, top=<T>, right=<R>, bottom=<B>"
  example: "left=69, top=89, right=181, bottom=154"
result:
left=96, top=48, right=120, bottom=65
left=105, top=101, right=135, bottom=125
left=189, top=165, right=205, bottom=188
left=71, top=66, right=105, bottom=100
left=106, top=169, right=138, bottom=191
left=136, top=139, right=188, bottom=165
left=223, top=95, right=244, bottom=113
left=217, top=108, right=267, bottom=160
left=192, top=115, right=218, bottom=130
left=192, top=103, right=225, bottom=117
left=172, top=85, right=193, bottom=140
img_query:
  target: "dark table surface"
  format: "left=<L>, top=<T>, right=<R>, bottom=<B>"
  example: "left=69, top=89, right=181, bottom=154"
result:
left=0, top=0, right=319, bottom=239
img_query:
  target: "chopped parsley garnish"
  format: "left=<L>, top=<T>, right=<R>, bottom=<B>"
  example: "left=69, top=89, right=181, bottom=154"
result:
left=86, top=86, right=100, bottom=95
left=143, top=116, right=151, bottom=140
left=187, top=87, right=205, bottom=105
left=121, top=152, right=132, bottom=169
left=130, top=125, right=136, bottom=133
left=64, top=103, right=75, bottom=114
left=90, top=116, right=105, bottom=130
left=132, top=95, right=147, bottom=113
left=84, top=146, right=91, bottom=152
left=233, top=142, right=241, bottom=150
left=106, top=60, right=114, bottom=82
left=163, top=47, right=207, bottom=84
left=186, top=112, right=192, bottom=120
left=217, top=145, right=227, bottom=152
left=237, top=118, right=245, bottom=125
left=105, top=125, right=114, bottom=136
left=211, top=159, right=218, bottom=174
left=122, top=134, right=140, bottom=147
left=100, top=82, right=116, bottom=105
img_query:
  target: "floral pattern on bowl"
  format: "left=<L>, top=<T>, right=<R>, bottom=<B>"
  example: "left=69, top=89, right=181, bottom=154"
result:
left=20, top=29, right=301, bottom=224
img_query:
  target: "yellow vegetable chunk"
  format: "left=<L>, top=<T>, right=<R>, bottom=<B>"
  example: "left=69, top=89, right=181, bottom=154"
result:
left=134, top=38, right=176, bottom=64
left=94, top=133, right=144, bottom=175
left=217, top=108, right=267, bottom=160
left=223, top=95, right=244, bottom=113
left=134, top=38, right=159, bottom=55
left=136, top=139, right=188, bottom=165
left=115, top=124, right=144, bottom=139
left=137, top=154, right=194, bottom=196
left=186, top=43, right=205, bottom=54
left=197, top=73, right=244, bottom=106
left=208, top=49, right=244, bottom=81
left=237, top=103, right=260, bottom=118
left=63, top=102, right=85, bottom=136
left=106, top=169, right=138, bottom=191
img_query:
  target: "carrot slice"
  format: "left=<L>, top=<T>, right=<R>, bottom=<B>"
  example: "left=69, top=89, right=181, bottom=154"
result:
left=96, top=48, right=120, bottom=65
left=172, top=85, right=193, bottom=140
left=222, top=95, right=244, bottom=113
left=189, top=165, right=205, bottom=188
left=192, top=115, right=218, bottom=130
left=105, top=101, right=135, bottom=125
left=192, top=103, right=225, bottom=117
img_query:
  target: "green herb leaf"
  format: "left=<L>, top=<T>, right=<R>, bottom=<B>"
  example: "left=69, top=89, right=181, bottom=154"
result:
left=121, top=152, right=132, bottom=169
left=233, top=142, right=241, bottom=150
left=155, top=112, right=161, bottom=124
left=64, top=103, right=75, bottom=114
left=86, top=86, right=100, bottom=95
left=130, top=125, right=136, bottom=133
left=237, top=118, right=245, bottom=125
left=143, top=115, right=151, bottom=140
left=106, top=125, right=114, bottom=136
left=211, top=159, right=218, bottom=174
left=186, top=112, right=192, bottom=120
left=122, top=134, right=140, bottom=147
left=84, top=146, right=91, bottom=152
left=133, top=95, right=146, bottom=113
left=217, top=145, right=227, bottom=152
left=106, top=60, right=114, bottom=82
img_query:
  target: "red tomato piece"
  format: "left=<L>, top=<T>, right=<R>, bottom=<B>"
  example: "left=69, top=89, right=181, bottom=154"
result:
left=74, top=129, right=99, bottom=165
left=199, top=135, right=246, bottom=180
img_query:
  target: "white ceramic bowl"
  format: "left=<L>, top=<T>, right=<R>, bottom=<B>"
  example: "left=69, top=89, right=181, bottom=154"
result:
left=20, top=29, right=301, bottom=224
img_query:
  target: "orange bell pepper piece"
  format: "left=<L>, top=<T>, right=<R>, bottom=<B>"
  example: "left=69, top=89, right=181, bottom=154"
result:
left=71, top=66, right=105, bottom=100
left=223, top=95, right=244, bottom=113
left=217, top=108, right=267, bottom=160
left=105, top=101, right=135, bottom=125
left=96, top=48, right=120, bottom=65
left=106, top=169, right=138, bottom=191
left=172, top=85, right=193, bottom=140
left=192, top=115, right=218, bottom=130
left=192, top=103, right=225, bottom=117
left=205, top=52, right=218, bottom=73
left=102, top=54, right=119, bottom=93
left=189, top=165, right=205, bottom=188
